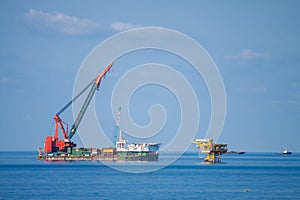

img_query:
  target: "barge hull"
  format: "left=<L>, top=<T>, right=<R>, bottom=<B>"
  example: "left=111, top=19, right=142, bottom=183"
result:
left=37, top=148, right=159, bottom=161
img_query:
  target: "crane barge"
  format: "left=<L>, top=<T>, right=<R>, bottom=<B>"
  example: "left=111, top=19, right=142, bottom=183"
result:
left=37, top=62, right=160, bottom=161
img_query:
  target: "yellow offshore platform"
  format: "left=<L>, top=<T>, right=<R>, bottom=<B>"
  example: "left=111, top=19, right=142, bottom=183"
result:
left=192, top=138, right=228, bottom=163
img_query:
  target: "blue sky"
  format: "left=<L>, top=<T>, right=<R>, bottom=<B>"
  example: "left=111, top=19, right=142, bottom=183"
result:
left=0, top=1, right=300, bottom=152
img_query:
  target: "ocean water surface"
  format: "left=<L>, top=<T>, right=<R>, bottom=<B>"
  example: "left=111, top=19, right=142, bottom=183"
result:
left=0, top=151, right=299, bottom=199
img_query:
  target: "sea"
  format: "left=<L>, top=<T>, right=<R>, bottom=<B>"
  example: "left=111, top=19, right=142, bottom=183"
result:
left=0, top=151, right=300, bottom=200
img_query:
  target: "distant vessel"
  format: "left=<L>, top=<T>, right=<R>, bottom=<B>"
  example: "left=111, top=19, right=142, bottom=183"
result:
left=281, top=149, right=292, bottom=155
left=226, top=151, right=245, bottom=155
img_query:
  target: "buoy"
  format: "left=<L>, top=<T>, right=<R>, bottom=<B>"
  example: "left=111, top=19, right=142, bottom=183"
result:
left=244, top=189, right=249, bottom=193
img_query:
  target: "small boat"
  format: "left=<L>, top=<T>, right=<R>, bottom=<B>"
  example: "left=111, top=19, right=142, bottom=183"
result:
left=226, top=151, right=245, bottom=154
left=281, top=149, right=292, bottom=155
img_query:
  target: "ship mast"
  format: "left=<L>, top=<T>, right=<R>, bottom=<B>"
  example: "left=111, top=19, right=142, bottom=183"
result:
left=115, top=107, right=126, bottom=150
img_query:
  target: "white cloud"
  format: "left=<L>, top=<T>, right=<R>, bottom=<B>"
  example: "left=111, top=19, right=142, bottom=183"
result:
left=25, top=9, right=141, bottom=34
left=225, top=49, right=271, bottom=61
left=110, top=21, right=141, bottom=31
left=25, top=9, right=101, bottom=35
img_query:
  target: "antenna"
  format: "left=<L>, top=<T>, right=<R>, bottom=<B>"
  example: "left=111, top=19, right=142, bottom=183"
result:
left=113, top=107, right=122, bottom=146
